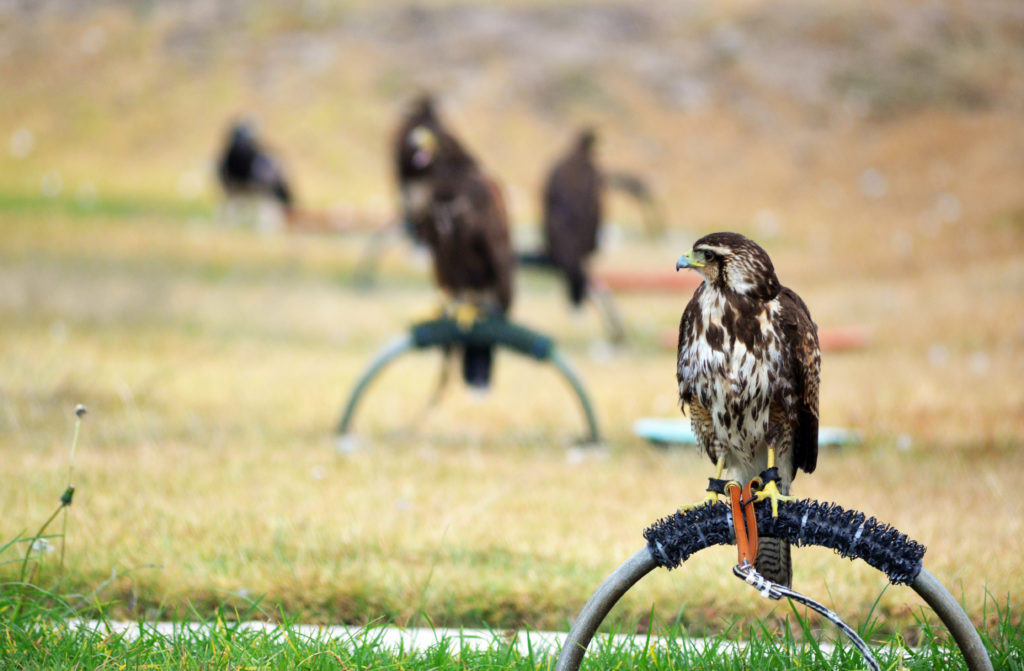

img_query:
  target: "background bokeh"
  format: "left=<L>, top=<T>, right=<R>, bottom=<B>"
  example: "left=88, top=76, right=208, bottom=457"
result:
left=2, top=0, right=1022, bottom=634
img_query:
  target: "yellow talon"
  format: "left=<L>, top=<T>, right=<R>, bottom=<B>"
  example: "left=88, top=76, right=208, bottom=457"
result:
left=750, top=445, right=794, bottom=517
left=753, top=478, right=795, bottom=518
left=679, top=491, right=720, bottom=512
left=453, top=302, right=479, bottom=330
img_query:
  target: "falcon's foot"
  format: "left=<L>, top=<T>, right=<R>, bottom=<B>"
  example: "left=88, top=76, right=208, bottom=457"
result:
left=679, top=475, right=736, bottom=513
left=752, top=478, right=795, bottom=518
left=453, top=302, right=479, bottom=330
left=678, top=491, right=721, bottom=512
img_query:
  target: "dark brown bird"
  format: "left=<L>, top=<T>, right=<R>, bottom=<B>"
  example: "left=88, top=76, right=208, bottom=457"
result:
left=217, top=120, right=293, bottom=213
left=675, top=232, right=820, bottom=586
left=400, top=103, right=515, bottom=389
left=541, top=128, right=603, bottom=308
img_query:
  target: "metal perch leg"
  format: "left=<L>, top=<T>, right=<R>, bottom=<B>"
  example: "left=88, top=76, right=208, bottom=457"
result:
left=555, top=549, right=656, bottom=671
left=336, top=335, right=413, bottom=436
left=912, top=568, right=992, bottom=671
left=549, top=350, right=601, bottom=444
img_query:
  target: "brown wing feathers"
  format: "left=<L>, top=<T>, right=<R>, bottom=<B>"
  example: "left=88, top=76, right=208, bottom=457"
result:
left=778, top=286, right=820, bottom=474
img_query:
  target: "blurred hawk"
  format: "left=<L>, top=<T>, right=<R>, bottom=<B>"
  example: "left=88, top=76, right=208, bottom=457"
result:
left=675, top=232, right=820, bottom=586
left=400, top=99, right=515, bottom=389
left=524, top=129, right=660, bottom=343
left=217, top=120, right=294, bottom=220
left=542, top=128, right=603, bottom=308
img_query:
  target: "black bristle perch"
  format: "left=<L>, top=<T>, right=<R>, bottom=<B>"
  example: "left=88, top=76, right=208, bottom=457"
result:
left=643, top=499, right=926, bottom=585
left=644, top=500, right=734, bottom=568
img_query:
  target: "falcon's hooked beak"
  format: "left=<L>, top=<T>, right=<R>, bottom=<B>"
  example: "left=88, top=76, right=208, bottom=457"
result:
left=409, top=126, right=438, bottom=169
left=676, top=250, right=705, bottom=271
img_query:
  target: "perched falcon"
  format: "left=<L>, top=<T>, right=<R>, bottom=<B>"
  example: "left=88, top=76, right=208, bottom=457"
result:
left=675, top=232, right=820, bottom=586
left=217, top=120, right=294, bottom=213
left=401, top=107, right=516, bottom=389
left=534, top=129, right=662, bottom=309
left=542, top=128, right=603, bottom=307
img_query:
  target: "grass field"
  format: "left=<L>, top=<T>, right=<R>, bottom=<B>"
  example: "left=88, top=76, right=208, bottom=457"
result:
left=2, top=1, right=1023, bottom=667
left=2, top=598, right=1021, bottom=670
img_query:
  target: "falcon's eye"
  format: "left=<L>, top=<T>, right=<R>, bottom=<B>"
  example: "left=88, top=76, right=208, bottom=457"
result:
left=702, top=250, right=717, bottom=262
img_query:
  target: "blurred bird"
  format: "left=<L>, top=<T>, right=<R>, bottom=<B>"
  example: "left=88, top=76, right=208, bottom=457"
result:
left=541, top=128, right=603, bottom=309
left=523, top=129, right=661, bottom=343
left=217, top=119, right=294, bottom=226
left=675, top=232, right=820, bottom=587
left=400, top=99, right=515, bottom=390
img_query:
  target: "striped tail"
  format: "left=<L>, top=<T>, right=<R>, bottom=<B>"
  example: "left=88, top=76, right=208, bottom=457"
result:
left=755, top=537, right=792, bottom=587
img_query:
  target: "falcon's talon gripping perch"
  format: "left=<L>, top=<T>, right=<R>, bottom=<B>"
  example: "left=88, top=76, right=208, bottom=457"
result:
left=751, top=446, right=795, bottom=517
left=679, top=460, right=731, bottom=511
left=453, top=302, right=479, bottom=330
left=680, top=478, right=739, bottom=511
left=753, top=479, right=796, bottom=518
left=679, top=492, right=720, bottom=512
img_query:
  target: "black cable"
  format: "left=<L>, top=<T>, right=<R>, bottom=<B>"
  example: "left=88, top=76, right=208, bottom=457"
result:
left=732, top=563, right=881, bottom=671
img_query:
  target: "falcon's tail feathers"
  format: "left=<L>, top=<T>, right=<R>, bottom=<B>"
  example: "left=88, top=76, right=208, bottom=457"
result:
left=567, top=265, right=588, bottom=307
left=755, top=536, right=792, bottom=588
left=462, top=344, right=493, bottom=389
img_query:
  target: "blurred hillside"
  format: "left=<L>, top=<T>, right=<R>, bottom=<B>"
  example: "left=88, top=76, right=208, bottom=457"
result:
left=3, top=0, right=1023, bottom=242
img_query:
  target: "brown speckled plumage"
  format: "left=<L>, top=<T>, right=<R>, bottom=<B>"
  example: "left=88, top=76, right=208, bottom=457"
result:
left=676, top=232, right=820, bottom=585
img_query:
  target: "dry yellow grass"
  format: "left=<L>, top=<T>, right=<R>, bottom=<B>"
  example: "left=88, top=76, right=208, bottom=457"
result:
left=1, top=0, right=1022, bottom=635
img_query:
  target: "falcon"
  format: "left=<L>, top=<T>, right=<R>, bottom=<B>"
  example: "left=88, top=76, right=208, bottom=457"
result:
left=675, top=232, right=820, bottom=586
left=217, top=120, right=294, bottom=217
left=401, top=105, right=515, bottom=389
left=541, top=128, right=603, bottom=308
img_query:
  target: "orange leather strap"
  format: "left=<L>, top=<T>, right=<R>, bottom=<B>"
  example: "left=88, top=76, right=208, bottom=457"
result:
left=742, top=480, right=759, bottom=561
left=728, top=480, right=760, bottom=565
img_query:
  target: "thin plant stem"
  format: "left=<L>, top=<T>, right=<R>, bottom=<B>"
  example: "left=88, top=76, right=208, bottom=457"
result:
left=13, top=405, right=86, bottom=619
left=59, top=405, right=86, bottom=574
left=13, top=501, right=65, bottom=620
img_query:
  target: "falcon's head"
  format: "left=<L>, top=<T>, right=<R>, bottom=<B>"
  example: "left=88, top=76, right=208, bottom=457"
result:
left=229, top=118, right=257, bottom=145
left=408, top=126, right=439, bottom=170
left=675, top=232, right=780, bottom=299
left=576, top=127, right=597, bottom=153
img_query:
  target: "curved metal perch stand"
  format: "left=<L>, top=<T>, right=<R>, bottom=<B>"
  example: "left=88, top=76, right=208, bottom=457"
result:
left=336, top=316, right=601, bottom=444
left=555, top=499, right=992, bottom=671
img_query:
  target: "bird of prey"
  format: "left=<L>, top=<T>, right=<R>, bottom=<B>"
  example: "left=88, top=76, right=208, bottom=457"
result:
left=524, top=129, right=660, bottom=343
left=217, top=120, right=294, bottom=221
left=541, top=128, right=603, bottom=308
left=401, top=106, right=516, bottom=389
left=675, top=232, right=820, bottom=586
